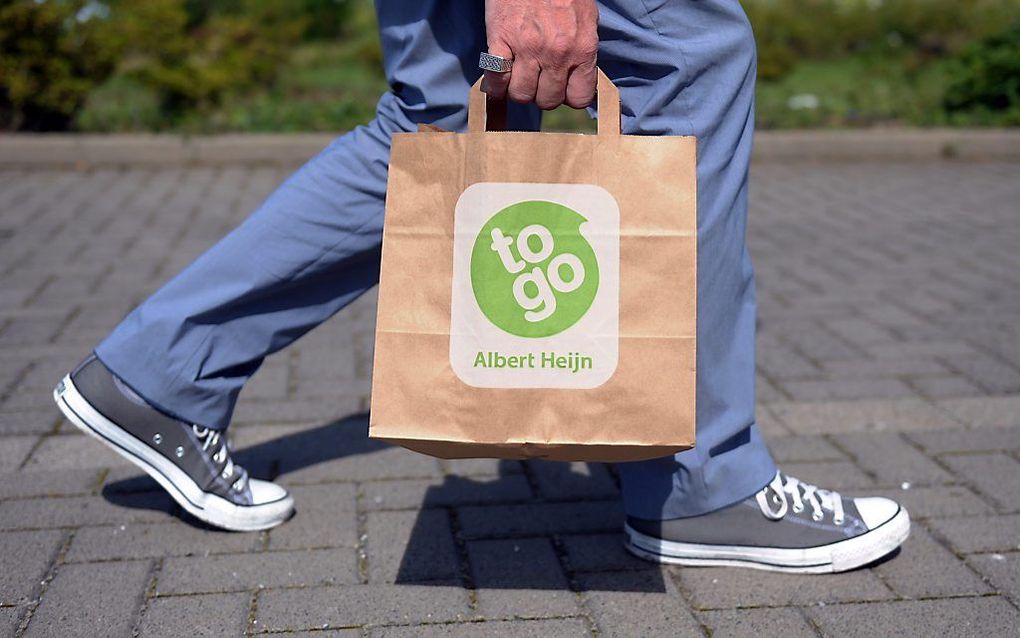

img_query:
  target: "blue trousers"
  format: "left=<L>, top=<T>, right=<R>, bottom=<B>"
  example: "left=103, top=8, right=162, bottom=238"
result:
left=96, top=0, right=776, bottom=519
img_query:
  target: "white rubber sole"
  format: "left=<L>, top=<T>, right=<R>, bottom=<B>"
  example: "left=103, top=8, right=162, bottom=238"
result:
left=624, top=508, right=910, bottom=574
left=54, top=374, right=293, bottom=532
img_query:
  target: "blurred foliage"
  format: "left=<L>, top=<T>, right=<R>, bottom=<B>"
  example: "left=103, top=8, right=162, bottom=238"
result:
left=120, top=0, right=307, bottom=122
left=0, top=0, right=124, bottom=130
left=748, top=0, right=1020, bottom=127
left=943, top=25, right=1020, bottom=124
left=7, top=0, right=1020, bottom=131
left=747, top=0, right=1019, bottom=81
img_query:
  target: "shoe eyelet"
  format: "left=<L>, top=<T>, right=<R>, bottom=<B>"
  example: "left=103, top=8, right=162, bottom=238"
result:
left=152, top=434, right=162, bottom=445
left=792, top=504, right=804, bottom=513
left=175, top=446, right=184, bottom=458
left=834, top=517, right=844, bottom=525
left=812, top=512, right=824, bottom=522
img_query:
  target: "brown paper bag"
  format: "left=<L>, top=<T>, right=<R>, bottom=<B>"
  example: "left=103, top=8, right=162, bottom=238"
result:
left=369, top=70, right=697, bottom=462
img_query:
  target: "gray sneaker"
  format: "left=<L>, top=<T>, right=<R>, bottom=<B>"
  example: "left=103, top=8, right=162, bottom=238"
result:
left=625, top=471, right=910, bottom=573
left=53, top=355, right=293, bottom=531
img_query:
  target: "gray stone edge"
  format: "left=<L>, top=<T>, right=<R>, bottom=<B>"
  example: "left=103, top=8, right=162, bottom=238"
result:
left=0, top=129, right=1017, bottom=168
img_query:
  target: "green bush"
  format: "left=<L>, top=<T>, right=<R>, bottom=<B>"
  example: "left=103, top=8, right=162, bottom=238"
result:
left=745, top=0, right=1020, bottom=81
left=2, top=0, right=307, bottom=131
left=121, top=0, right=307, bottom=123
left=943, top=24, right=1020, bottom=124
left=0, top=0, right=123, bottom=130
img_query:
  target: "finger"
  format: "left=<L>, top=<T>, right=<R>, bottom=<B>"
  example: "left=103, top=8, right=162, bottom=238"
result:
left=564, top=64, right=597, bottom=110
left=535, top=67, right=567, bottom=110
left=480, top=41, right=513, bottom=99
left=507, top=58, right=540, bottom=104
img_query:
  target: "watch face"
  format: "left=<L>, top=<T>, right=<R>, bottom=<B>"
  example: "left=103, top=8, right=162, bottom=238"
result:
left=450, top=182, right=620, bottom=390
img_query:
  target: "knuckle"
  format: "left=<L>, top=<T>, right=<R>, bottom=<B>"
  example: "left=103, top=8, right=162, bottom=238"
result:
left=565, top=95, right=591, bottom=109
left=547, top=39, right=572, bottom=58
left=507, top=88, right=533, bottom=103
left=577, top=36, right=599, bottom=58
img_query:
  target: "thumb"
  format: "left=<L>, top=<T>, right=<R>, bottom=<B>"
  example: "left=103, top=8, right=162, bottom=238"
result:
left=480, top=39, right=513, bottom=99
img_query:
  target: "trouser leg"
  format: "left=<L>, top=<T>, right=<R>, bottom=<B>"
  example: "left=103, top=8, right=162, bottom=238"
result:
left=598, top=0, right=777, bottom=518
left=95, top=1, right=539, bottom=431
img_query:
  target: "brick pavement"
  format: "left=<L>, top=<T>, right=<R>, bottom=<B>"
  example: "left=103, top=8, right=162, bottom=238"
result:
left=0, top=137, right=1019, bottom=636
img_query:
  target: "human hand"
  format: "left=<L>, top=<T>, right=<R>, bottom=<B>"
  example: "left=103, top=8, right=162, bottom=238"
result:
left=482, top=0, right=598, bottom=110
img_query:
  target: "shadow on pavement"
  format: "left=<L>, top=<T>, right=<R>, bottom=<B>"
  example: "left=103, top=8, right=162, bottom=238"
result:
left=103, top=411, right=665, bottom=592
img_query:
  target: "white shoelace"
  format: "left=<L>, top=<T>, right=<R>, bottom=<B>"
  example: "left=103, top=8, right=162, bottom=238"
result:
left=192, top=426, right=249, bottom=493
left=755, top=471, right=845, bottom=525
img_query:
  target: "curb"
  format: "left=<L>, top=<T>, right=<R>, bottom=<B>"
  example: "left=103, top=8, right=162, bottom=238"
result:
left=0, top=129, right=1017, bottom=168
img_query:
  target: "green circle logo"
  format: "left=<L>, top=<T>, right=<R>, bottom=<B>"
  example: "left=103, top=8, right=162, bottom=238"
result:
left=470, top=200, right=599, bottom=338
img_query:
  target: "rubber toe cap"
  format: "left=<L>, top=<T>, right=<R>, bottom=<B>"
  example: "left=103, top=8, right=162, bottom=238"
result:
left=854, top=496, right=900, bottom=530
left=248, top=478, right=291, bottom=507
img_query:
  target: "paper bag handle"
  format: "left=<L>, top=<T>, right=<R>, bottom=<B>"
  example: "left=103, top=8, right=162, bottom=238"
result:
left=468, top=68, right=621, bottom=136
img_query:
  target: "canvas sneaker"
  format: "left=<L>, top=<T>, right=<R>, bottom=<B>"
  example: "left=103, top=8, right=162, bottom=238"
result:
left=53, top=354, right=293, bottom=531
left=625, top=471, right=910, bottom=573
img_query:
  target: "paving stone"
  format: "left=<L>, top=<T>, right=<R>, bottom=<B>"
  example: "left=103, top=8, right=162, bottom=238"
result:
left=371, top=618, right=591, bottom=637
left=268, top=483, right=358, bottom=551
left=905, top=427, right=1020, bottom=454
left=22, top=433, right=133, bottom=470
left=770, top=399, right=957, bottom=435
left=780, top=460, right=874, bottom=489
left=280, top=444, right=442, bottom=485
left=0, top=607, right=22, bottom=637
left=231, top=397, right=365, bottom=426
left=967, top=552, right=1020, bottom=602
left=24, top=560, right=150, bottom=638
left=780, top=377, right=916, bottom=402
left=5, top=149, right=1020, bottom=635
left=67, top=522, right=259, bottom=562
left=0, top=469, right=99, bottom=499
left=909, top=375, right=984, bottom=399
left=0, top=493, right=175, bottom=529
left=157, top=548, right=359, bottom=594
left=677, top=567, right=894, bottom=610
left=755, top=404, right=792, bottom=437
left=698, top=607, right=817, bottom=638
left=0, top=530, right=64, bottom=604
left=822, top=357, right=950, bottom=378
left=868, top=485, right=993, bottom=519
left=366, top=510, right=458, bottom=584
left=139, top=592, right=250, bottom=638
left=875, top=525, right=990, bottom=598
left=560, top=533, right=649, bottom=572
left=0, top=408, right=60, bottom=435
left=360, top=475, right=532, bottom=512
left=935, top=396, right=1020, bottom=428
left=578, top=570, right=703, bottom=636
left=927, top=514, right=1020, bottom=553
left=806, top=596, right=1020, bottom=637
left=271, top=630, right=361, bottom=638
left=237, top=362, right=290, bottom=401
left=767, top=435, right=846, bottom=463
left=255, top=584, right=472, bottom=631
left=830, top=432, right=952, bottom=486
left=457, top=502, right=623, bottom=539
left=939, top=453, right=1020, bottom=511
left=443, top=458, right=524, bottom=478
left=469, top=538, right=578, bottom=618
left=527, top=461, right=618, bottom=500
left=0, top=435, right=36, bottom=472
left=947, top=355, right=1020, bottom=394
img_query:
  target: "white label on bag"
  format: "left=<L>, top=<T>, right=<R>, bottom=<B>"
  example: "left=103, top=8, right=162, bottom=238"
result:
left=450, top=182, right=620, bottom=388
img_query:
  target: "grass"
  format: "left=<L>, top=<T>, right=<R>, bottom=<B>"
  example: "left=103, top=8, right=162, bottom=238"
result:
left=755, top=54, right=958, bottom=128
